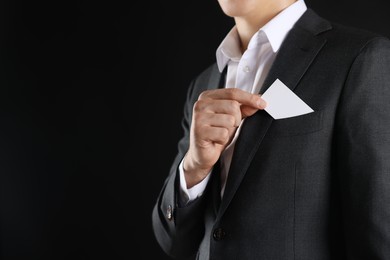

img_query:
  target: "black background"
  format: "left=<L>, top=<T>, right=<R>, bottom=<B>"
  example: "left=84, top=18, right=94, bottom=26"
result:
left=0, top=0, right=389, bottom=259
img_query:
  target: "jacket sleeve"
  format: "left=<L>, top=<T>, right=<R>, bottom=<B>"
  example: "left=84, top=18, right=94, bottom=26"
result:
left=151, top=78, right=213, bottom=259
left=335, top=36, right=390, bottom=259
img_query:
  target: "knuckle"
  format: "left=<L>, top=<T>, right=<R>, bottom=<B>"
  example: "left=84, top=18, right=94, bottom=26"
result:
left=193, top=100, right=205, bottom=112
left=198, top=90, right=211, bottom=100
left=229, top=100, right=240, bottom=112
left=221, top=128, right=229, bottom=141
left=227, top=115, right=236, bottom=126
left=233, top=100, right=241, bottom=108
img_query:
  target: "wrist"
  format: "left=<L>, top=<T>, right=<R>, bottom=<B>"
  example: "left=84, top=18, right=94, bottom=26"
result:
left=183, top=155, right=212, bottom=189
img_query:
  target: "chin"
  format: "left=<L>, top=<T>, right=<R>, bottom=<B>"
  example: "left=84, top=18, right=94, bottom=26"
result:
left=217, top=0, right=253, bottom=17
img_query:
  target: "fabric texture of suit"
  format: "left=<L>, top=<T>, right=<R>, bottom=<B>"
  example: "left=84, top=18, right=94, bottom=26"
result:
left=152, top=9, right=390, bottom=260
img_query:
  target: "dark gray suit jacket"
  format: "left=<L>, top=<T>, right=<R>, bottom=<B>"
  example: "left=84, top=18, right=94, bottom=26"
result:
left=152, top=9, right=390, bottom=260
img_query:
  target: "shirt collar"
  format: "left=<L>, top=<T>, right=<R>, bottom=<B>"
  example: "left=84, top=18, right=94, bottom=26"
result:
left=216, top=0, right=307, bottom=72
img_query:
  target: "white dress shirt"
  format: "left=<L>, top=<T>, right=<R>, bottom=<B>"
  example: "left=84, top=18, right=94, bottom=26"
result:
left=179, top=0, right=308, bottom=204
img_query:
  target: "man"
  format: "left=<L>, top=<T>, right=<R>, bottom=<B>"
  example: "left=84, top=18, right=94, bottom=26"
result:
left=152, top=0, right=390, bottom=259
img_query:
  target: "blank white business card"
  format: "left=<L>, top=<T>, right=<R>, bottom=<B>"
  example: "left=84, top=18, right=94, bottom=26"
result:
left=261, top=79, right=314, bottom=119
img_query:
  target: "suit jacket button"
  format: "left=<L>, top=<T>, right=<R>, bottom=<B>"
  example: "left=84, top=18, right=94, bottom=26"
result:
left=166, top=205, right=173, bottom=221
left=213, top=228, right=226, bottom=241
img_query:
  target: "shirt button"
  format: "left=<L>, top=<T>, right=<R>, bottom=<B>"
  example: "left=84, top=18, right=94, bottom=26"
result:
left=243, top=66, right=250, bottom=72
left=213, top=228, right=226, bottom=241
left=166, top=205, right=173, bottom=221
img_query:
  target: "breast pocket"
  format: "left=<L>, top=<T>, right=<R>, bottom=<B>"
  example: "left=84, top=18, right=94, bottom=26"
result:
left=268, top=110, right=324, bottom=136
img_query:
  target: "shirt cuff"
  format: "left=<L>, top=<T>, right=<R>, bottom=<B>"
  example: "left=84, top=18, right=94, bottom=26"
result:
left=178, top=158, right=212, bottom=205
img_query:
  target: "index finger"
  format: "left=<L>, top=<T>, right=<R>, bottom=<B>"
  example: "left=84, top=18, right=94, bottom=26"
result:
left=199, top=88, right=267, bottom=109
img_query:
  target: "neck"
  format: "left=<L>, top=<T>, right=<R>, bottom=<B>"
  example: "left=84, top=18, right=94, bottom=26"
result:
left=235, top=0, right=296, bottom=52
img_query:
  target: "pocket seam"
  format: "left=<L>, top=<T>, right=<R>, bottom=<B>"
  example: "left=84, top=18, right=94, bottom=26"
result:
left=268, top=110, right=324, bottom=137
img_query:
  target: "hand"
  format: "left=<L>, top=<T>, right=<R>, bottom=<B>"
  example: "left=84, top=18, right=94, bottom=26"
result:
left=183, top=88, right=267, bottom=188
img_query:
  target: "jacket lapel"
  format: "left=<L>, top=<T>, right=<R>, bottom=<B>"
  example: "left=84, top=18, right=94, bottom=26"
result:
left=216, top=9, right=332, bottom=220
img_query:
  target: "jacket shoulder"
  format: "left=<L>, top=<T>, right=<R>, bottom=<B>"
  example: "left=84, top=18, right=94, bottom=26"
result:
left=301, top=9, right=390, bottom=49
